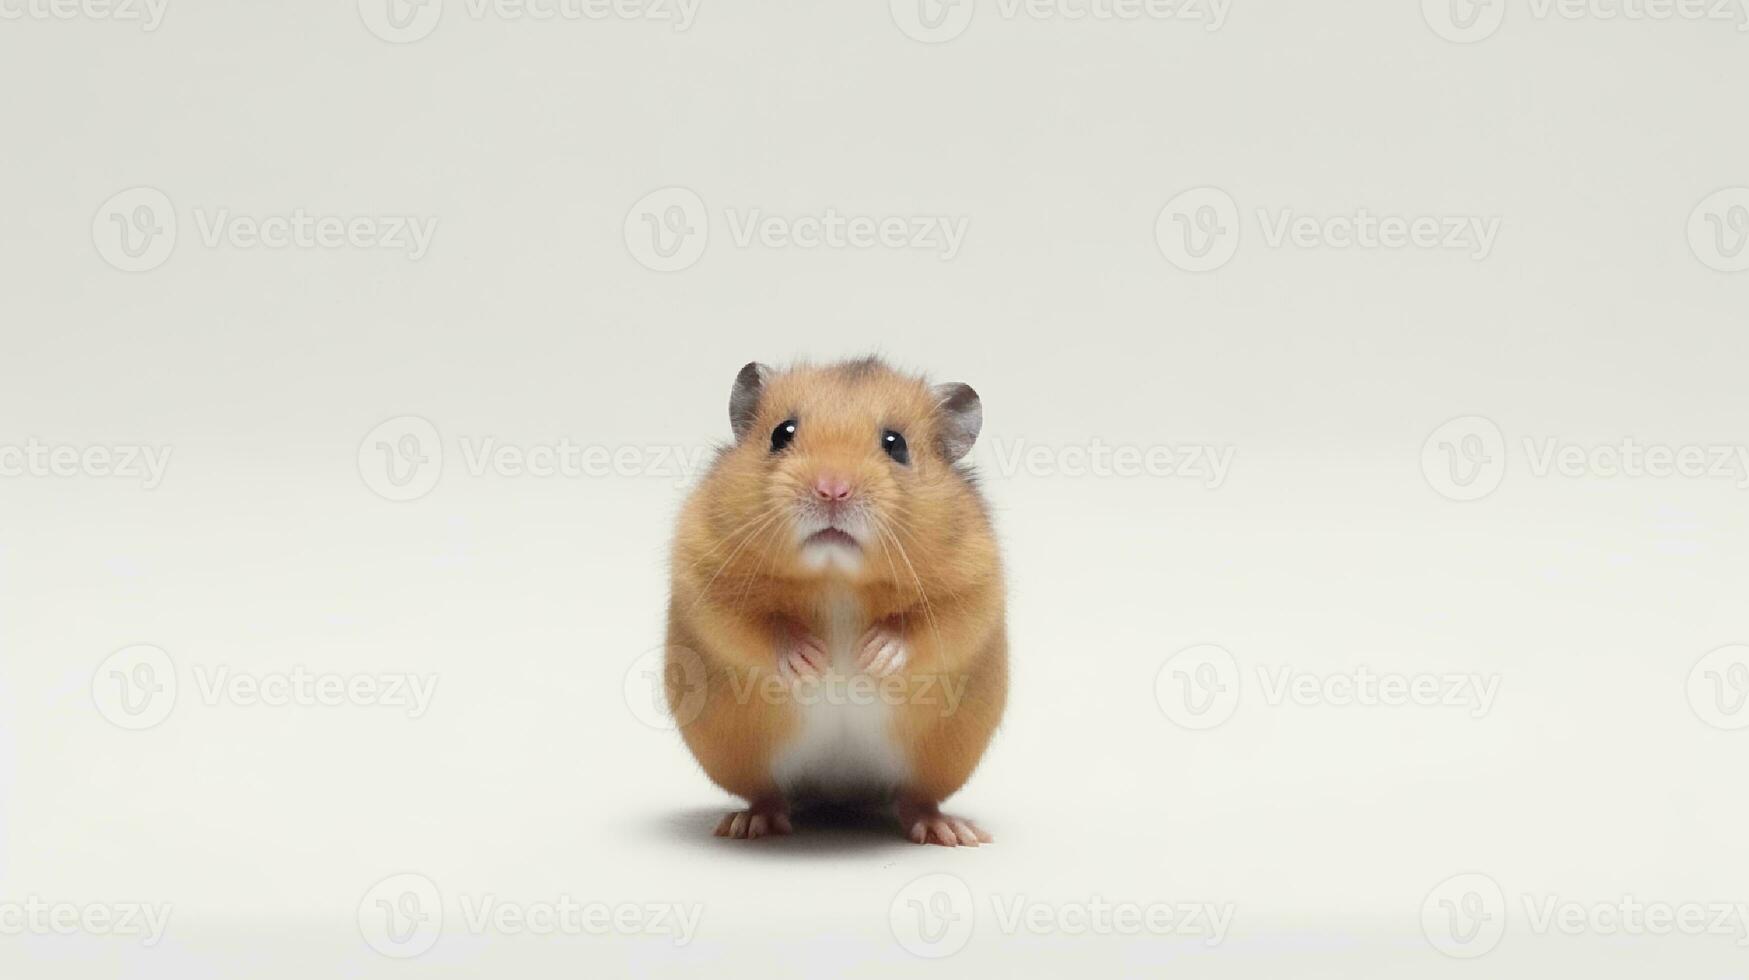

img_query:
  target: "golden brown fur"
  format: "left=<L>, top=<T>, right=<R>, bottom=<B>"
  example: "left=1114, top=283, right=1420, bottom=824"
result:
left=664, top=357, right=1007, bottom=845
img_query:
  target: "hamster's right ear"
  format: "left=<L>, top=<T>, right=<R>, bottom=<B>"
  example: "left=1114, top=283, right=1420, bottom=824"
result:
left=933, top=382, right=982, bottom=462
left=729, top=361, right=771, bottom=441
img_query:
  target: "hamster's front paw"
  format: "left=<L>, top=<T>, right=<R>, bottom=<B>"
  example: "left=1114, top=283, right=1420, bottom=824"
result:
left=856, top=621, right=909, bottom=677
left=776, top=624, right=828, bottom=682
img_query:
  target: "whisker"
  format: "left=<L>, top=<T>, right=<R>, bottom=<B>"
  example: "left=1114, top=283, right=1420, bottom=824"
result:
left=873, top=514, right=945, bottom=660
left=734, top=509, right=793, bottom=613
left=682, top=501, right=786, bottom=574
left=688, top=509, right=783, bottom=614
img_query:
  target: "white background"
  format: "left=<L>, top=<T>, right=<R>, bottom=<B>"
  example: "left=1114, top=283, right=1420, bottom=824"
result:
left=3, top=0, right=1749, bottom=975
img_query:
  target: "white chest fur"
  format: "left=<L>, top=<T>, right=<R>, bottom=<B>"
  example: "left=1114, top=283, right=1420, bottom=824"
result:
left=769, top=592, right=911, bottom=802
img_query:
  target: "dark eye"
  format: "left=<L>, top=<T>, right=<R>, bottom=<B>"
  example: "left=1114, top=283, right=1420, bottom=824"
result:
left=770, top=420, right=797, bottom=453
left=882, top=429, right=909, bottom=465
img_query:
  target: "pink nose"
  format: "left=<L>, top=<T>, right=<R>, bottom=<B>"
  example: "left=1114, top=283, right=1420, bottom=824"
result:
left=813, top=474, right=853, bottom=502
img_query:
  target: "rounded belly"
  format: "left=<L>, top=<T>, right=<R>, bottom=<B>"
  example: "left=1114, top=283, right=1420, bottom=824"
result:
left=768, top=654, right=911, bottom=803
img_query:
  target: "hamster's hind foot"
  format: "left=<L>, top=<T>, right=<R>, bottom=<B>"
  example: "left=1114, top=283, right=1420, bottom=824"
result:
left=713, top=799, right=792, bottom=840
left=897, top=799, right=993, bottom=848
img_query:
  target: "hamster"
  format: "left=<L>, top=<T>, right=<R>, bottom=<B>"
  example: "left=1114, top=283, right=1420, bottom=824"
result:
left=665, top=356, right=1007, bottom=847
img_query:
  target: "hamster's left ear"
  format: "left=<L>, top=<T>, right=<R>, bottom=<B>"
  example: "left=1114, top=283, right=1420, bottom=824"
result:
left=932, top=382, right=982, bottom=462
left=729, top=361, right=770, bottom=441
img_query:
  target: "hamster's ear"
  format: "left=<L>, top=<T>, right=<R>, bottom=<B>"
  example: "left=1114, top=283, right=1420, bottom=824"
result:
left=729, top=361, right=770, bottom=441
left=932, top=382, right=982, bottom=463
